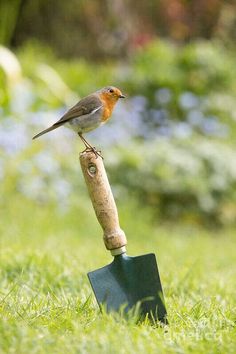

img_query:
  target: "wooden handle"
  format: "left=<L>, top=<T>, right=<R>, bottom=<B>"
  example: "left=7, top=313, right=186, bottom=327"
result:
left=79, top=150, right=127, bottom=254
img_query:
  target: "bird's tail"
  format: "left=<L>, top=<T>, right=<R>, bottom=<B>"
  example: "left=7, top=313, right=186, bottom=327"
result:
left=32, top=124, right=60, bottom=140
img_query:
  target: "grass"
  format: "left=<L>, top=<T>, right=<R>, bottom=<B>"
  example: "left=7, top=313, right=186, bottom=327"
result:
left=0, top=195, right=236, bottom=353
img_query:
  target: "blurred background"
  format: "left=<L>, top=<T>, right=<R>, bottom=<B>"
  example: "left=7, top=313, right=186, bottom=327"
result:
left=1, top=0, right=236, bottom=229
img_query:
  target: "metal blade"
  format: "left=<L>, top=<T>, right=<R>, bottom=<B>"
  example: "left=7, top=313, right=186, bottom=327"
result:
left=88, top=253, right=167, bottom=322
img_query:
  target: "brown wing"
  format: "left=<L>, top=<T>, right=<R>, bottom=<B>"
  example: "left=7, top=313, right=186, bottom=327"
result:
left=33, top=94, right=102, bottom=139
left=53, top=94, right=102, bottom=126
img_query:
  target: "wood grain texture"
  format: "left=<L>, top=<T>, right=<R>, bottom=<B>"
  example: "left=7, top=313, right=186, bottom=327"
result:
left=80, top=150, right=127, bottom=251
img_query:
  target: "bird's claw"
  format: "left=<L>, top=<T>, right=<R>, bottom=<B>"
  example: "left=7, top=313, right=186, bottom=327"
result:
left=82, top=146, right=103, bottom=159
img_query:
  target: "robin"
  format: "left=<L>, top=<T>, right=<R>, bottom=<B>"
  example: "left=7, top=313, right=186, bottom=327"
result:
left=33, top=86, right=125, bottom=157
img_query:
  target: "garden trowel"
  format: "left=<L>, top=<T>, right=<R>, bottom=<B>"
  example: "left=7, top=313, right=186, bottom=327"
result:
left=80, top=151, right=167, bottom=322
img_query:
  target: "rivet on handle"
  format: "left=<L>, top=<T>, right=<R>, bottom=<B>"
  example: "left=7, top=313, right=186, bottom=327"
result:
left=88, top=163, right=97, bottom=176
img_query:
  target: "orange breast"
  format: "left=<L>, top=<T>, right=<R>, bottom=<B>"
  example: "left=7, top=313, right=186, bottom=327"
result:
left=100, top=93, right=117, bottom=122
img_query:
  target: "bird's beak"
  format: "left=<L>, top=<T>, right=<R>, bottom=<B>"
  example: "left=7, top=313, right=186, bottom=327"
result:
left=119, top=94, right=125, bottom=98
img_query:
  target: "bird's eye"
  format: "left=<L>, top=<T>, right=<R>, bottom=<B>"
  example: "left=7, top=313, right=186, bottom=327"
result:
left=109, top=88, right=114, bottom=93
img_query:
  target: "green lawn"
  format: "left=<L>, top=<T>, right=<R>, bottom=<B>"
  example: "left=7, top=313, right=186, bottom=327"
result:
left=0, top=196, right=236, bottom=353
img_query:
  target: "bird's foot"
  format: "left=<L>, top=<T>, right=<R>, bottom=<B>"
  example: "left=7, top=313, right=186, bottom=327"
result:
left=82, top=146, right=103, bottom=159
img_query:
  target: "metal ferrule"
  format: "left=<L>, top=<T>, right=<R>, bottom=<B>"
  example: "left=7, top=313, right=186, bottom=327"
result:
left=110, top=246, right=127, bottom=256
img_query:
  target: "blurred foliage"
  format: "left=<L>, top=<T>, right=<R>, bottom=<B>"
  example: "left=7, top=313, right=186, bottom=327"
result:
left=0, top=40, right=236, bottom=226
left=15, top=40, right=236, bottom=139
left=108, top=139, right=236, bottom=226
left=0, top=0, right=21, bottom=45
left=0, top=0, right=235, bottom=59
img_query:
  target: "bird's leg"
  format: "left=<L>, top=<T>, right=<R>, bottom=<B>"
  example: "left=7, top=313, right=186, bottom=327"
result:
left=79, top=133, right=92, bottom=149
left=78, top=133, right=103, bottom=159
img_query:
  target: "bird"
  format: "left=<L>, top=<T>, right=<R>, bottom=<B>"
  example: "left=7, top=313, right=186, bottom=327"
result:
left=33, top=86, right=125, bottom=157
